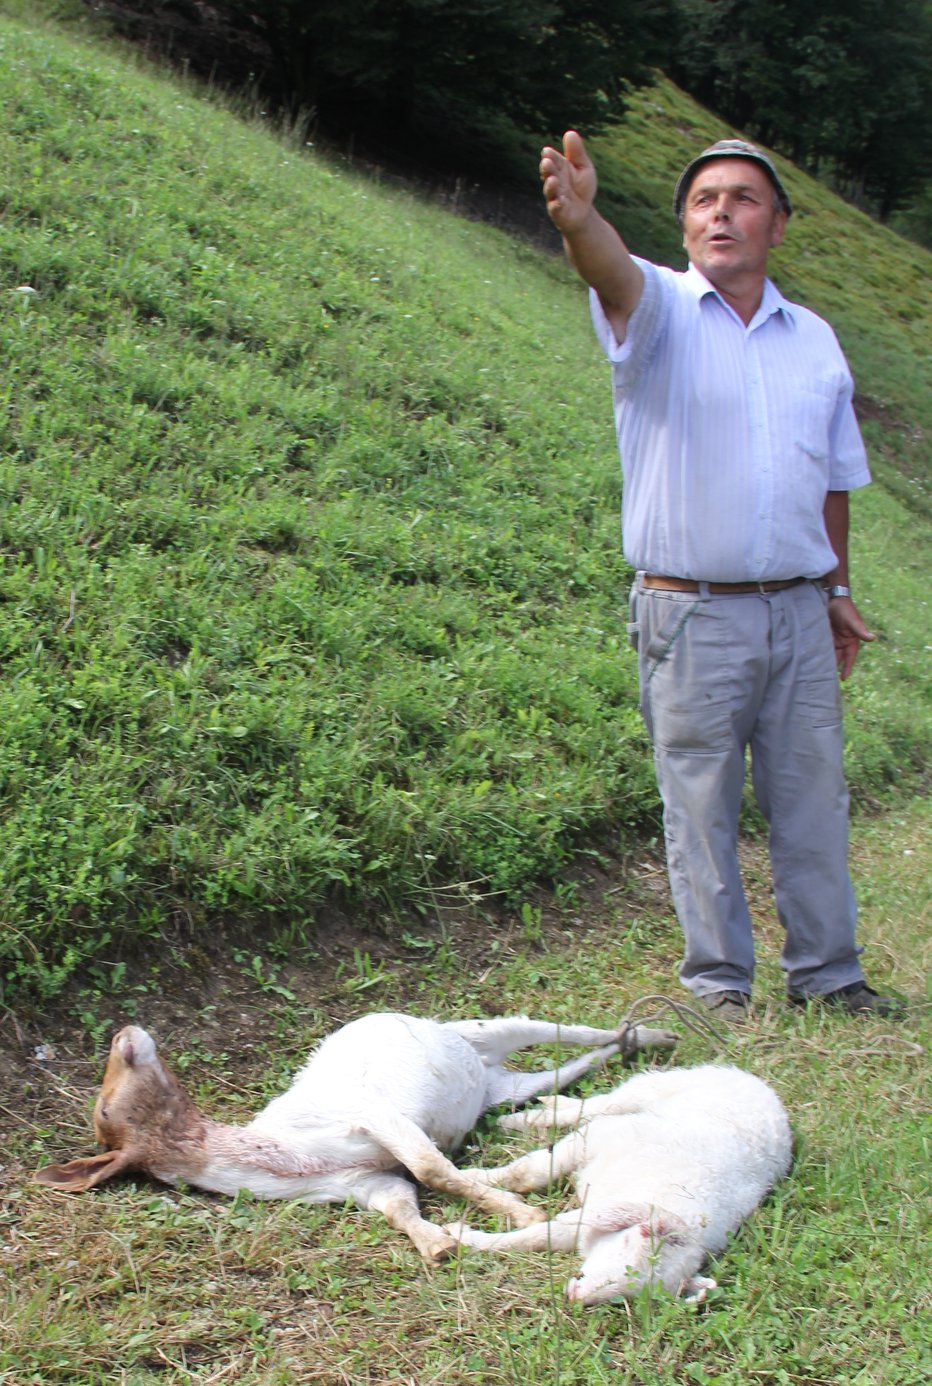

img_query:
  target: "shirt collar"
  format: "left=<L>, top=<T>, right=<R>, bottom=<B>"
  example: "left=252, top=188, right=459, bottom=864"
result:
left=684, top=262, right=798, bottom=329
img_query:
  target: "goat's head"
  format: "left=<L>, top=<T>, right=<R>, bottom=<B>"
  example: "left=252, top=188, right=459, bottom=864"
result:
left=565, top=1213, right=698, bottom=1304
left=34, top=1025, right=203, bottom=1192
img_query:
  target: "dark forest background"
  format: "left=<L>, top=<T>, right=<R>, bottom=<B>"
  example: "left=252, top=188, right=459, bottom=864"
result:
left=84, top=0, right=932, bottom=243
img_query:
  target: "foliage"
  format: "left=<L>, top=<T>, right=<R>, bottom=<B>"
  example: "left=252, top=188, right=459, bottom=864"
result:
left=670, top=0, right=932, bottom=219
left=892, top=180, right=932, bottom=250
left=84, top=0, right=678, bottom=161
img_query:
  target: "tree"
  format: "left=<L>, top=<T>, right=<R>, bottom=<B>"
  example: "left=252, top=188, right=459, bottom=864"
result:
left=265, top=0, right=682, bottom=167
left=671, top=0, right=932, bottom=219
left=96, top=1, right=677, bottom=163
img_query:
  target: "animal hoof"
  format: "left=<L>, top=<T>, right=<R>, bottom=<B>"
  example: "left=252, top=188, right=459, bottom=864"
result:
left=423, top=1234, right=457, bottom=1266
left=509, top=1202, right=546, bottom=1227
left=620, top=1024, right=679, bottom=1056
left=683, top=1275, right=716, bottom=1303
left=496, top=1112, right=526, bottom=1131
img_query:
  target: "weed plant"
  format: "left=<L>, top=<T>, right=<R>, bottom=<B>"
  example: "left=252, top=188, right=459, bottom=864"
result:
left=0, top=15, right=929, bottom=998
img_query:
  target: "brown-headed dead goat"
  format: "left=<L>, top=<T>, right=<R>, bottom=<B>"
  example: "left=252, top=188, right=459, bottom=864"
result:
left=35, top=1010, right=676, bottom=1263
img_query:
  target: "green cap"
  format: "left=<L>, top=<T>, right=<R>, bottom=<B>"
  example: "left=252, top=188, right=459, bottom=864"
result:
left=673, top=139, right=793, bottom=223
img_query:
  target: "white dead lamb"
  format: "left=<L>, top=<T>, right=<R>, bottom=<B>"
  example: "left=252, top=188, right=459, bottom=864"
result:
left=34, top=1010, right=676, bottom=1264
left=445, top=1063, right=792, bottom=1301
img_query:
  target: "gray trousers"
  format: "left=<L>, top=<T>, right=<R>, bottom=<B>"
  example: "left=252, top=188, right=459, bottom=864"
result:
left=631, top=577, right=864, bottom=999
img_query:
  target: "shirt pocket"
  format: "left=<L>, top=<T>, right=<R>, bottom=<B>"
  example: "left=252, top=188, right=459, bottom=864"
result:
left=793, top=379, right=838, bottom=461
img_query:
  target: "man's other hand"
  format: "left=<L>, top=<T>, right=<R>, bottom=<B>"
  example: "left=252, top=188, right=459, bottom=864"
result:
left=828, top=596, right=876, bottom=679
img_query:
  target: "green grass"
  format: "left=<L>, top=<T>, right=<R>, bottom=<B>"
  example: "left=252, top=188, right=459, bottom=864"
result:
left=3, top=798, right=928, bottom=1385
left=0, top=15, right=928, bottom=1005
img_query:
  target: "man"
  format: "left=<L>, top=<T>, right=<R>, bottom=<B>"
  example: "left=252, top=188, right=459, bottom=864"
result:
left=541, top=131, right=899, bottom=1018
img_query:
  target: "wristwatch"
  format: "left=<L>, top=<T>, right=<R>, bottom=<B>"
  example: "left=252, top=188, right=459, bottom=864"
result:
left=827, top=585, right=852, bottom=599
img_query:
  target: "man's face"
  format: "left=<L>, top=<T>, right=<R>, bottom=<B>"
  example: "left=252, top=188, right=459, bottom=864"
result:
left=681, top=158, right=787, bottom=286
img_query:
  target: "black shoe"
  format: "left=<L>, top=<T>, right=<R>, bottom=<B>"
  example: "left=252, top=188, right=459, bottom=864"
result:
left=788, top=982, right=903, bottom=1018
left=700, top=990, right=751, bottom=1022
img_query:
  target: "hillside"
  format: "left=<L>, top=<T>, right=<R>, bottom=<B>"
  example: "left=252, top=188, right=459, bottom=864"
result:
left=0, top=15, right=929, bottom=997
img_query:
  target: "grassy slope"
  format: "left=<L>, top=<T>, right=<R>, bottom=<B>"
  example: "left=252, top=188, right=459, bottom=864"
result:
left=0, top=19, right=929, bottom=998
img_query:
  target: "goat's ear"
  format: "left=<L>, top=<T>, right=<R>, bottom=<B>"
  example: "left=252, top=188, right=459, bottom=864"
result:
left=644, top=1213, right=689, bottom=1245
left=591, top=1209, right=690, bottom=1241
left=584, top=1208, right=638, bottom=1233
left=34, top=1148, right=134, bottom=1192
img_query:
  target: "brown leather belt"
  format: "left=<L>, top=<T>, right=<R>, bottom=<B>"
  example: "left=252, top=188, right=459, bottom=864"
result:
left=642, top=575, right=807, bottom=595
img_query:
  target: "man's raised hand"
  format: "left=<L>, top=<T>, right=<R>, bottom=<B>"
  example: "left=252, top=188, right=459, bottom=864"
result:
left=540, top=130, right=597, bottom=234
left=538, top=129, right=643, bottom=342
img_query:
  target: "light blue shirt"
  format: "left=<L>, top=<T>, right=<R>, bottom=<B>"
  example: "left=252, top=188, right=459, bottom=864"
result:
left=591, top=259, right=871, bottom=582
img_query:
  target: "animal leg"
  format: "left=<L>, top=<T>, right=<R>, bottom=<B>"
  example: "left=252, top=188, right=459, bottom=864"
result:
left=460, top=1128, right=589, bottom=1193
left=445, top=1206, right=584, bottom=1254
left=500, top=1067, right=680, bottom=1131
left=497, top=1093, right=588, bottom=1132
left=446, top=1016, right=676, bottom=1111
left=356, top=1172, right=457, bottom=1266
left=444, top=1017, right=622, bottom=1067
left=483, top=1042, right=624, bottom=1110
left=497, top=1088, right=630, bottom=1131
left=354, top=1103, right=544, bottom=1228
